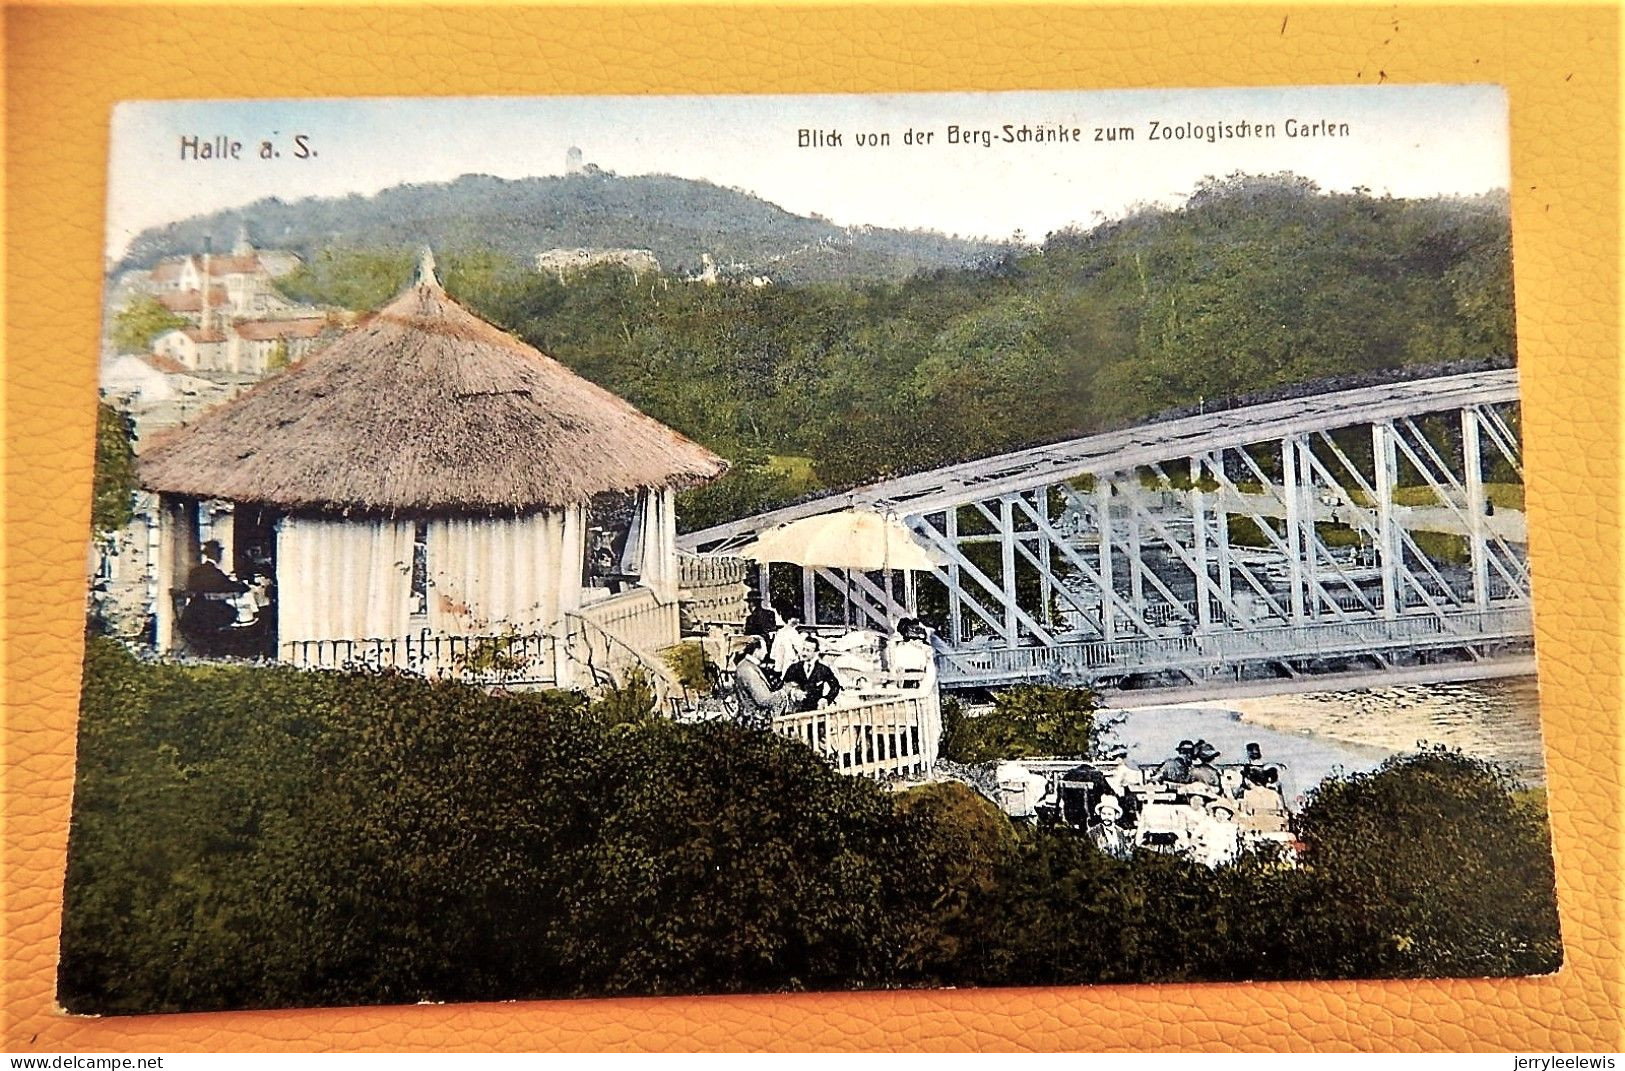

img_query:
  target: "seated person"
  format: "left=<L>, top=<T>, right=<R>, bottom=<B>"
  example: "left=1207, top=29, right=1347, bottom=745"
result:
left=1187, top=739, right=1224, bottom=790
left=1191, top=798, right=1242, bottom=867
left=1089, top=795, right=1135, bottom=861
left=731, top=637, right=800, bottom=730
left=780, top=637, right=842, bottom=712
left=1240, top=741, right=1281, bottom=788
left=230, top=570, right=274, bottom=627
left=1151, top=740, right=1197, bottom=785
left=187, top=539, right=246, bottom=595
left=180, top=540, right=247, bottom=637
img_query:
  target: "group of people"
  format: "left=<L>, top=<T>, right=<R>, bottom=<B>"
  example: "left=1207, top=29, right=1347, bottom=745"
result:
left=728, top=596, right=940, bottom=730
left=1138, top=739, right=1290, bottom=866
left=1044, top=738, right=1291, bottom=867
left=730, top=633, right=843, bottom=729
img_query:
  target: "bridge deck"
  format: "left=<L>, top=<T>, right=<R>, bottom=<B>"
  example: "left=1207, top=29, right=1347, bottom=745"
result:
left=938, top=605, right=1531, bottom=686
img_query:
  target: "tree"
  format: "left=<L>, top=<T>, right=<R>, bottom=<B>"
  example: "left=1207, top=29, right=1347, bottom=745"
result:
left=1282, top=749, right=1562, bottom=979
left=110, top=295, right=187, bottom=353
left=91, top=403, right=137, bottom=536
left=940, top=685, right=1101, bottom=763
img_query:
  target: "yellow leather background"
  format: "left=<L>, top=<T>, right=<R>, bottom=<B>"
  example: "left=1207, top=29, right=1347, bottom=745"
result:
left=3, top=3, right=1620, bottom=1052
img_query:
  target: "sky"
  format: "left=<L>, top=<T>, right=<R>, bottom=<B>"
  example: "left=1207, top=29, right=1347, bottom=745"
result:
left=106, top=85, right=1510, bottom=260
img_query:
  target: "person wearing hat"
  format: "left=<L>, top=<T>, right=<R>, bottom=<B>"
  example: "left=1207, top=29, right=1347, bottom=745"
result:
left=743, top=595, right=780, bottom=645
left=1089, top=795, right=1134, bottom=861
left=1188, top=739, right=1224, bottom=790
left=187, top=540, right=247, bottom=595
left=179, top=539, right=249, bottom=644
left=1241, top=741, right=1281, bottom=788
left=1194, top=797, right=1242, bottom=867
left=1152, top=740, right=1197, bottom=785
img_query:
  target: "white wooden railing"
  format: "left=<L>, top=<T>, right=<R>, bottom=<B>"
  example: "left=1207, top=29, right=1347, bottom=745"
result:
left=578, top=586, right=678, bottom=650
left=280, top=630, right=560, bottom=687
left=773, top=689, right=943, bottom=779
left=562, top=588, right=682, bottom=706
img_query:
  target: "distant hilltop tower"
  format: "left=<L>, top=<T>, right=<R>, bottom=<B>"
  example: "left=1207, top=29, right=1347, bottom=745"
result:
left=566, top=146, right=584, bottom=175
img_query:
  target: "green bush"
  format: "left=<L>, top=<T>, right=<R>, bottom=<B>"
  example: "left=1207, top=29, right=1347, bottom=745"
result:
left=59, top=639, right=920, bottom=1012
left=891, top=782, right=1017, bottom=981
left=940, top=685, right=1100, bottom=763
left=1283, top=748, right=1562, bottom=979
left=60, top=645, right=1560, bottom=1012
left=662, top=641, right=709, bottom=692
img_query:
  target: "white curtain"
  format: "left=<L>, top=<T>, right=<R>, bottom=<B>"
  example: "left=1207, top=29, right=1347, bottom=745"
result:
left=276, top=516, right=415, bottom=642
left=622, top=488, right=677, bottom=601
left=424, top=507, right=584, bottom=636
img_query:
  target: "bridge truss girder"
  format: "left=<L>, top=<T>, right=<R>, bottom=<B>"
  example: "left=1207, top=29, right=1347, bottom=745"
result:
left=886, top=401, right=1530, bottom=685
left=717, top=378, right=1532, bottom=690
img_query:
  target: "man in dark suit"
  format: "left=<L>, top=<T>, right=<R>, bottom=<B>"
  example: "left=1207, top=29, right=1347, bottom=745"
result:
left=179, top=539, right=249, bottom=644
left=187, top=540, right=247, bottom=595
left=779, top=636, right=842, bottom=712
left=743, top=595, right=780, bottom=644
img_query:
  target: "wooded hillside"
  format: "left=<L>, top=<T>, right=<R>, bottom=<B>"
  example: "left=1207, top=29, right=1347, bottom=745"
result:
left=271, top=174, right=1516, bottom=530
left=118, top=171, right=1007, bottom=284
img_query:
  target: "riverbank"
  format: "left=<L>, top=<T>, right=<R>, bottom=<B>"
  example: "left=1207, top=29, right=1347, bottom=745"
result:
left=1102, top=674, right=1547, bottom=790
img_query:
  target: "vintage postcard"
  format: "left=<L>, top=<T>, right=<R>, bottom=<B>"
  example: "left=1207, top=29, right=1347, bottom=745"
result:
left=64, top=86, right=1559, bottom=1015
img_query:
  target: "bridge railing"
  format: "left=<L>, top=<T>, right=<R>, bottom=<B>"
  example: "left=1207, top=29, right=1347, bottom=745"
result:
left=938, top=606, right=1533, bottom=685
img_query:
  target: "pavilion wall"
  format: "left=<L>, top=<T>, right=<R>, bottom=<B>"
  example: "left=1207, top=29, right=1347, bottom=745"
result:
left=275, top=515, right=417, bottom=643
left=423, top=507, right=586, bottom=636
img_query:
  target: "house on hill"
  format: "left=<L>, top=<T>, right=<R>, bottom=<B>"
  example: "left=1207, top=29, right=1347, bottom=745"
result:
left=535, top=247, right=662, bottom=282
left=135, top=252, right=727, bottom=690
left=151, top=327, right=230, bottom=370
left=145, top=227, right=303, bottom=321
left=154, top=316, right=336, bottom=376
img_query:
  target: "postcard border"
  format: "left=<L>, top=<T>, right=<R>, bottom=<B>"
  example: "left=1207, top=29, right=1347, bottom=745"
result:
left=4, top=2, right=1620, bottom=1052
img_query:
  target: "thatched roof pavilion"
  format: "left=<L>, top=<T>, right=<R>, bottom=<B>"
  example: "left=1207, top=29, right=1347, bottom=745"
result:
left=139, top=260, right=726, bottom=514
left=140, top=255, right=726, bottom=679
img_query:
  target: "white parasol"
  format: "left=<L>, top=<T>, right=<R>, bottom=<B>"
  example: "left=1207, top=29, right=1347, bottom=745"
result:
left=739, top=508, right=947, bottom=572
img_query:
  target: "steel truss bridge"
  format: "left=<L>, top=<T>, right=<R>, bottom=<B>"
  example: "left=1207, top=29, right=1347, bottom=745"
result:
left=682, top=370, right=1533, bottom=691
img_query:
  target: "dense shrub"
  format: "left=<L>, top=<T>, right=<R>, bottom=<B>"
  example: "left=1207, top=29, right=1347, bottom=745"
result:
left=60, top=645, right=1561, bottom=1014
left=1280, top=749, right=1563, bottom=979
left=940, top=685, right=1101, bottom=763
left=60, top=639, right=921, bottom=1012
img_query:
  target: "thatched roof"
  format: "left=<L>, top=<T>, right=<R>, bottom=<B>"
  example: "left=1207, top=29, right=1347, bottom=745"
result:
left=138, top=265, right=728, bottom=514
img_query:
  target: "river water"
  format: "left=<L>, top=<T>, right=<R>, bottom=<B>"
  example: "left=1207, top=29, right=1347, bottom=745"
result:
left=1098, top=675, right=1548, bottom=803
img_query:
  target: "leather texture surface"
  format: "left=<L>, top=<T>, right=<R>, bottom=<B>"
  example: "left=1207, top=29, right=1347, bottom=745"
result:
left=3, top=3, right=1620, bottom=1052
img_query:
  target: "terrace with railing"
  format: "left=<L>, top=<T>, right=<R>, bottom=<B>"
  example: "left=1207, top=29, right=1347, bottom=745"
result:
left=773, top=689, right=943, bottom=779
left=280, top=586, right=684, bottom=695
